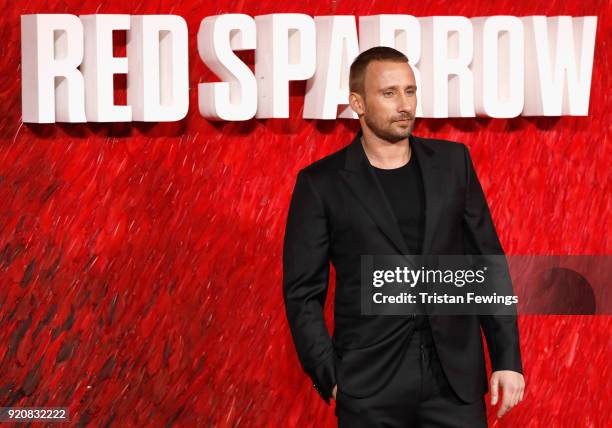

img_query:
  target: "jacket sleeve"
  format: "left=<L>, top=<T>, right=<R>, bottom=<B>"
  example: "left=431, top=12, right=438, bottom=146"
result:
left=461, top=144, right=524, bottom=375
left=282, top=169, right=336, bottom=405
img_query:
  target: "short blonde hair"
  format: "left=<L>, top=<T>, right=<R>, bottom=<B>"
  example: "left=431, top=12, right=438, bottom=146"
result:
left=349, top=46, right=409, bottom=98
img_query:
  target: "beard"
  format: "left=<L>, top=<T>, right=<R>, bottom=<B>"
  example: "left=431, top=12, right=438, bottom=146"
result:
left=363, top=112, right=415, bottom=143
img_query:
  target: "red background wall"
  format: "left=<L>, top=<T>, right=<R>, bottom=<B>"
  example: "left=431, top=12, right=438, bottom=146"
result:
left=0, top=1, right=610, bottom=427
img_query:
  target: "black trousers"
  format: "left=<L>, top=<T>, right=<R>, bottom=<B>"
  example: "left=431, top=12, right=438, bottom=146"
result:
left=335, top=326, right=488, bottom=428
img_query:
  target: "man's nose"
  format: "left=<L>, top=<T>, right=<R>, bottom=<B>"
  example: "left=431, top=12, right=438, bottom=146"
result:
left=397, top=93, right=413, bottom=114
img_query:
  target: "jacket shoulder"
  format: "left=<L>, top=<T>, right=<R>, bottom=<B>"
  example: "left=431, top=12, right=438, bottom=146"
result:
left=415, top=135, right=467, bottom=155
left=299, top=144, right=348, bottom=177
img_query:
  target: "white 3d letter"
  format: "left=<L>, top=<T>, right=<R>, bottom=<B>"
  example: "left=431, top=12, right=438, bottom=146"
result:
left=254, top=14, right=316, bottom=118
left=472, top=16, right=524, bottom=118
left=128, top=15, right=189, bottom=122
left=80, top=14, right=131, bottom=122
left=198, top=14, right=257, bottom=121
left=522, top=16, right=597, bottom=116
left=420, top=16, right=475, bottom=118
left=304, top=16, right=360, bottom=119
left=21, top=14, right=86, bottom=123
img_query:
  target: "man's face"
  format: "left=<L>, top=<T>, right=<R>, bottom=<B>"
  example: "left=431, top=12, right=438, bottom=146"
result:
left=352, top=61, right=418, bottom=143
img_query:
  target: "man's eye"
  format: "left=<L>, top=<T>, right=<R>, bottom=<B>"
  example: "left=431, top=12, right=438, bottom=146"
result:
left=384, top=92, right=393, bottom=96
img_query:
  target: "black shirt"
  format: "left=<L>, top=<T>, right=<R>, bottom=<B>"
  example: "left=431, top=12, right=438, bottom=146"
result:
left=371, top=143, right=430, bottom=331
left=371, top=153, right=426, bottom=255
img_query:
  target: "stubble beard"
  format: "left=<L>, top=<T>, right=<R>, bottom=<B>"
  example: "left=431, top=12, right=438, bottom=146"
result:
left=363, top=113, right=415, bottom=143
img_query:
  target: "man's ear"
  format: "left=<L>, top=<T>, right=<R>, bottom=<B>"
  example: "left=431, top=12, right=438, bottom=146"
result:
left=349, top=92, right=365, bottom=116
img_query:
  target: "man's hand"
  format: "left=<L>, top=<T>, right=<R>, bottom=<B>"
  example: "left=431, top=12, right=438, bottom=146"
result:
left=332, top=384, right=337, bottom=400
left=490, top=370, right=525, bottom=418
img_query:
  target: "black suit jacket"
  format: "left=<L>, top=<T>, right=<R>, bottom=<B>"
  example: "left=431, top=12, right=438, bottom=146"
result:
left=282, top=128, right=523, bottom=405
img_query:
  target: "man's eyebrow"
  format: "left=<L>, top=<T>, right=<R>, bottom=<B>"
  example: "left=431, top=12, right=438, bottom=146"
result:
left=380, top=84, right=418, bottom=91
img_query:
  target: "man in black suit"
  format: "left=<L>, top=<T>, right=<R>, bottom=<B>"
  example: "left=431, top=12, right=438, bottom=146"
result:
left=282, top=46, right=525, bottom=427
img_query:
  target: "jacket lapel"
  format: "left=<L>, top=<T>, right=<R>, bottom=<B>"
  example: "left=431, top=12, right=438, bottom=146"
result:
left=339, top=128, right=444, bottom=256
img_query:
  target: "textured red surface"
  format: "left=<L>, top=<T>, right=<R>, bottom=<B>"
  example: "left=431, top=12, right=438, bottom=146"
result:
left=0, top=1, right=610, bottom=427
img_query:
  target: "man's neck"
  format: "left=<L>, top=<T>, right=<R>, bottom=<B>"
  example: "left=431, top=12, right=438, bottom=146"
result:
left=360, top=132, right=412, bottom=169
